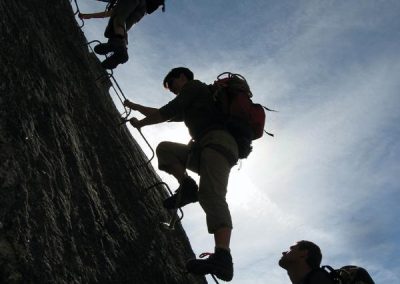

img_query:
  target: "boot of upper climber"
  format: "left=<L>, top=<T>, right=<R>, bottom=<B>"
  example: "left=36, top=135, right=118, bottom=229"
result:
left=163, top=176, right=198, bottom=209
left=94, top=41, right=113, bottom=55
left=186, top=248, right=234, bottom=282
left=100, top=38, right=129, bottom=69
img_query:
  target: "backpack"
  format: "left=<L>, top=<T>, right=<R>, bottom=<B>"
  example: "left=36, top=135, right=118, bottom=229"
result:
left=146, top=0, right=166, bottom=14
left=210, top=72, right=274, bottom=159
left=322, top=265, right=375, bottom=284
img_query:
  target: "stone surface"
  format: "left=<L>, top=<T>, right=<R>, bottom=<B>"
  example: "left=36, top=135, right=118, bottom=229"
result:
left=0, top=0, right=205, bottom=283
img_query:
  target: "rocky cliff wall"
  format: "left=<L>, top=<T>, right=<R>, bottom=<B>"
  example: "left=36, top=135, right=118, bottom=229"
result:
left=0, top=0, right=205, bottom=283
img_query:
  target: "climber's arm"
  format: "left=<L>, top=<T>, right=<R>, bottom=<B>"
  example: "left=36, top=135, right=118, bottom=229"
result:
left=78, top=10, right=112, bottom=20
left=123, top=100, right=158, bottom=117
left=129, top=111, right=166, bottom=129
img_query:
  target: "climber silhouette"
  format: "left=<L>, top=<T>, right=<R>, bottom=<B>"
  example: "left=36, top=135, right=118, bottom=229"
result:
left=81, top=0, right=165, bottom=69
left=124, top=67, right=238, bottom=282
left=279, top=241, right=334, bottom=284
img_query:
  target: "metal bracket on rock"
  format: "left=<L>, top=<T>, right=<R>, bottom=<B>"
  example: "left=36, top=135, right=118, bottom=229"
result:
left=70, top=0, right=84, bottom=28
left=146, top=181, right=184, bottom=230
left=118, top=122, right=155, bottom=168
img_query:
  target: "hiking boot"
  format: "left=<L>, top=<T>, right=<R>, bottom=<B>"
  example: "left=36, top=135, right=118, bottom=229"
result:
left=163, top=176, right=198, bottom=209
left=94, top=37, right=125, bottom=55
left=186, top=248, right=234, bottom=281
left=94, top=42, right=113, bottom=55
left=101, top=50, right=129, bottom=69
left=100, top=40, right=128, bottom=69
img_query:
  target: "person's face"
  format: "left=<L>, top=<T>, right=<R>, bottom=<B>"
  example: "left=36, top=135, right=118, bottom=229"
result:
left=278, top=243, right=307, bottom=269
left=167, top=73, right=188, bottom=95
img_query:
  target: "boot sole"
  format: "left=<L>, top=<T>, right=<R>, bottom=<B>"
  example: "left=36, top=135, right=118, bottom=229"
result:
left=101, top=53, right=129, bottom=69
left=187, top=260, right=233, bottom=281
left=94, top=43, right=113, bottom=55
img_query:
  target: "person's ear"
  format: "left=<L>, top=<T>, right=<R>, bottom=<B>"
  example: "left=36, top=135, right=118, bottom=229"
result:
left=179, top=73, right=188, bottom=82
left=299, top=249, right=308, bottom=259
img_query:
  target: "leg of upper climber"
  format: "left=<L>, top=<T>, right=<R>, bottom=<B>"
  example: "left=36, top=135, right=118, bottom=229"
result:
left=94, top=0, right=147, bottom=69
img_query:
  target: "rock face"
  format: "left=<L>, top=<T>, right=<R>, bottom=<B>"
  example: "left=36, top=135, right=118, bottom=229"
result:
left=0, top=1, right=205, bottom=283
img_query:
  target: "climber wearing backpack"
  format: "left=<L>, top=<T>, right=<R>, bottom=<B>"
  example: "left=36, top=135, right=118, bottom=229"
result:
left=279, top=240, right=334, bottom=284
left=90, top=0, right=165, bottom=69
left=124, top=67, right=238, bottom=281
left=279, top=240, right=376, bottom=284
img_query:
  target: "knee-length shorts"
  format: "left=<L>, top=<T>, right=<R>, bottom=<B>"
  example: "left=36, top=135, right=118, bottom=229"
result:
left=156, top=130, right=239, bottom=233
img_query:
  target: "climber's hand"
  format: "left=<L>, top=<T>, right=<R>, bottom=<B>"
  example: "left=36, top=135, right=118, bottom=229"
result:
left=129, top=117, right=141, bottom=129
left=124, top=99, right=138, bottom=110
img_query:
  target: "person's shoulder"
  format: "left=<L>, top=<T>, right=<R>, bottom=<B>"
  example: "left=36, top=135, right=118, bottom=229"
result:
left=306, top=269, right=334, bottom=284
left=182, top=79, right=209, bottom=94
left=186, top=79, right=207, bottom=88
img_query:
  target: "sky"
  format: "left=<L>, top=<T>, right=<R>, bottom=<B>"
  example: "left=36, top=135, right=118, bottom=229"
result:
left=73, top=1, right=400, bottom=283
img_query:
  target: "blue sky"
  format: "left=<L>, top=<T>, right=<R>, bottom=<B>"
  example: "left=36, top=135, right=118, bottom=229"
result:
left=74, top=0, right=400, bottom=283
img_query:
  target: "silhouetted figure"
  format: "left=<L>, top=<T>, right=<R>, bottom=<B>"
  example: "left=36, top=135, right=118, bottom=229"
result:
left=124, top=67, right=238, bottom=282
left=90, top=0, right=164, bottom=69
left=279, top=240, right=334, bottom=284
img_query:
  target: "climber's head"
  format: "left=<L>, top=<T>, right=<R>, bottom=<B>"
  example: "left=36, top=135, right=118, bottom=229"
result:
left=163, top=67, right=193, bottom=95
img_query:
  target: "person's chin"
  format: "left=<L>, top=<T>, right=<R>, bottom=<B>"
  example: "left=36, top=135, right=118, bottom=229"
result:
left=278, top=258, right=287, bottom=268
